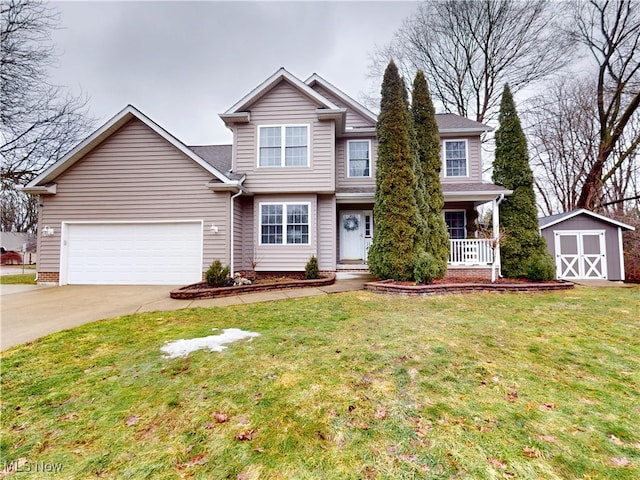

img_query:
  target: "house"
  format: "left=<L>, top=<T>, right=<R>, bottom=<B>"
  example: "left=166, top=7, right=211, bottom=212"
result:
left=540, top=209, right=635, bottom=281
left=22, top=68, right=511, bottom=285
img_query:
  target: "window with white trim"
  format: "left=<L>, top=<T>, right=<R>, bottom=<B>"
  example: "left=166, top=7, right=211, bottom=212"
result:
left=260, top=203, right=310, bottom=245
left=444, top=140, right=468, bottom=177
left=347, top=140, right=370, bottom=177
left=444, top=211, right=466, bottom=239
left=258, top=125, right=309, bottom=167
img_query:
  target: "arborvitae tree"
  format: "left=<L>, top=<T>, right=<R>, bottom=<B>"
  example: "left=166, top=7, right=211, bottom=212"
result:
left=411, top=70, right=449, bottom=278
left=368, top=61, right=420, bottom=280
left=492, top=84, right=549, bottom=278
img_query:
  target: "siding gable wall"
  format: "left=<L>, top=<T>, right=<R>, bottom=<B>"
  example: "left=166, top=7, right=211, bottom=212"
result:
left=233, top=81, right=335, bottom=193
left=309, top=84, right=375, bottom=128
left=39, top=118, right=229, bottom=274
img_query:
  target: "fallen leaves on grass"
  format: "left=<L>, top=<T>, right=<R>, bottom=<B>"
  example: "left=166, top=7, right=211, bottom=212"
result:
left=212, top=411, right=229, bottom=423
left=522, top=446, right=539, bottom=458
left=505, top=390, right=519, bottom=402
left=374, top=406, right=388, bottom=419
left=610, top=457, right=632, bottom=467
left=125, top=415, right=139, bottom=426
left=487, top=457, right=507, bottom=469
left=538, top=435, right=558, bottom=443
left=235, top=429, right=256, bottom=441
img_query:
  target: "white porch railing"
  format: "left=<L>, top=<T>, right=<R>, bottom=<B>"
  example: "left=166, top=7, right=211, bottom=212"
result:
left=448, top=239, right=494, bottom=265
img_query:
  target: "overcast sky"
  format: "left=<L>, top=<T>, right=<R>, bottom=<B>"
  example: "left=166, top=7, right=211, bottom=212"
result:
left=49, top=1, right=419, bottom=145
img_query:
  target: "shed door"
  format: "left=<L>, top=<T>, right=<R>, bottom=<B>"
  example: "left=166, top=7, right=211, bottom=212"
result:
left=554, top=231, right=607, bottom=280
left=63, top=222, right=203, bottom=285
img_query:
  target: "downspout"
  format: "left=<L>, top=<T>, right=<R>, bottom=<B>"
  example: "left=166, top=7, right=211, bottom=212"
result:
left=492, top=193, right=506, bottom=282
left=230, top=189, right=243, bottom=277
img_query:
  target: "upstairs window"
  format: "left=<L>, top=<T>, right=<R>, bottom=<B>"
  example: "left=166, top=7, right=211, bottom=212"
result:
left=444, top=211, right=466, bottom=239
left=258, top=125, right=309, bottom=167
left=348, top=140, right=371, bottom=177
left=444, top=140, right=468, bottom=177
left=260, top=203, right=310, bottom=245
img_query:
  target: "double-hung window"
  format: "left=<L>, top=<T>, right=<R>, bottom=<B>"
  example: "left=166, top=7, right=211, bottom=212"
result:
left=258, top=125, right=309, bottom=167
left=260, top=203, right=310, bottom=245
left=347, top=140, right=370, bottom=177
left=444, top=140, right=468, bottom=177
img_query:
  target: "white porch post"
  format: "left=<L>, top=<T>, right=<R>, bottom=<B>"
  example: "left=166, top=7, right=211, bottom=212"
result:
left=492, top=196, right=501, bottom=282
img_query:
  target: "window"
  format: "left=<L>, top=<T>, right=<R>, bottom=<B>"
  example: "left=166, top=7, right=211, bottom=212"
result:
left=348, top=140, right=370, bottom=177
left=258, top=125, right=309, bottom=167
left=260, top=203, right=309, bottom=245
left=444, top=211, right=466, bottom=239
left=444, top=140, right=467, bottom=177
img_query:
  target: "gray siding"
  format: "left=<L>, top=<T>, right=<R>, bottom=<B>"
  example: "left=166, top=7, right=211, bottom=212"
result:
left=253, top=194, right=317, bottom=271
left=336, top=137, right=377, bottom=192
left=541, top=214, right=623, bottom=280
left=317, top=194, right=337, bottom=271
left=310, top=84, right=374, bottom=128
left=38, top=118, right=229, bottom=273
left=440, top=135, right=483, bottom=184
left=234, top=81, right=335, bottom=193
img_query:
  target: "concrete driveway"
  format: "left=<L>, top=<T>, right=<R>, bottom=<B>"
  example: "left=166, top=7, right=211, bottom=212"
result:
left=1, top=285, right=188, bottom=351
left=0, top=279, right=369, bottom=351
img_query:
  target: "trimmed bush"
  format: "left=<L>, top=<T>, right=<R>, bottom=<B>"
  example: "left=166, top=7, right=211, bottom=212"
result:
left=414, top=252, right=447, bottom=284
left=525, top=253, right=556, bottom=281
left=205, top=260, right=230, bottom=287
left=305, top=255, right=320, bottom=280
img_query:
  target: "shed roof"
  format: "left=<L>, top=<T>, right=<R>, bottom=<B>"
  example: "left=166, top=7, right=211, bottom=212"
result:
left=539, top=209, right=635, bottom=231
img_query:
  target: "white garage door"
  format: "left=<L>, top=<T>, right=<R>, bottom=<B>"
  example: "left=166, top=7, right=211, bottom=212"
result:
left=63, top=222, right=203, bottom=285
left=554, top=230, right=607, bottom=280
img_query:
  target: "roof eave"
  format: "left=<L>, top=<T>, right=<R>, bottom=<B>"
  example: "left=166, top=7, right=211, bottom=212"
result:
left=540, top=208, right=636, bottom=231
left=18, top=183, right=57, bottom=195
left=439, top=127, right=493, bottom=135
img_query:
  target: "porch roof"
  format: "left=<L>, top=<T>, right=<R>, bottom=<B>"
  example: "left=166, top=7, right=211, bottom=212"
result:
left=442, top=183, right=511, bottom=202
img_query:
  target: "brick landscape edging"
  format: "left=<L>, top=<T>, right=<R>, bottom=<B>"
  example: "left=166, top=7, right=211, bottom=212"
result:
left=170, top=274, right=336, bottom=299
left=365, top=279, right=574, bottom=296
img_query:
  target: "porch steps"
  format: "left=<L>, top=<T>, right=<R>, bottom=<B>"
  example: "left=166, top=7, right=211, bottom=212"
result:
left=336, top=263, right=374, bottom=281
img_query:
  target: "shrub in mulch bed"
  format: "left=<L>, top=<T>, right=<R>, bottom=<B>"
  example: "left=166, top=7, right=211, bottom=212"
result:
left=170, top=273, right=336, bottom=300
left=365, top=277, right=573, bottom=296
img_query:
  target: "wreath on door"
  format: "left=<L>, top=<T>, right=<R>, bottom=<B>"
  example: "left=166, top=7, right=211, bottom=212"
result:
left=343, top=215, right=359, bottom=232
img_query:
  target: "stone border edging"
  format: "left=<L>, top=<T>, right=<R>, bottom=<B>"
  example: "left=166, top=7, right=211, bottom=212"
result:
left=170, top=274, right=336, bottom=300
left=365, top=279, right=574, bottom=296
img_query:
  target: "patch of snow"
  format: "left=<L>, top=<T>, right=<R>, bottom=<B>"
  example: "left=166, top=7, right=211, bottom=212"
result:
left=161, top=328, right=260, bottom=359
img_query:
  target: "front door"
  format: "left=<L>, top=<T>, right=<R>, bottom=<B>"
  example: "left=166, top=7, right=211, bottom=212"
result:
left=554, top=231, right=607, bottom=279
left=340, top=211, right=374, bottom=262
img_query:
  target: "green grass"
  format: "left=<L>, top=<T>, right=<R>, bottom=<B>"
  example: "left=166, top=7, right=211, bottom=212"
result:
left=1, top=287, right=639, bottom=479
left=0, top=273, right=36, bottom=285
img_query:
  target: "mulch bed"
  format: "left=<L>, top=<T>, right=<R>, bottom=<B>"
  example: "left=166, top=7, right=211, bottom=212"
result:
left=170, top=273, right=336, bottom=300
left=365, top=277, right=574, bottom=296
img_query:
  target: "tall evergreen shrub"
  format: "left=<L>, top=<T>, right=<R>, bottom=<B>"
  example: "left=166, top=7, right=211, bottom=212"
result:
left=411, top=71, right=449, bottom=279
left=368, top=61, right=420, bottom=280
left=492, top=84, right=550, bottom=278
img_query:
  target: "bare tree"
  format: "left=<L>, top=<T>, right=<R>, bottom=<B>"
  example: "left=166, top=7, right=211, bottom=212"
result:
left=1, top=0, right=92, bottom=232
left=572, top=0, right=640, bottom=211
left=367, top=0, right=573, bottom=123
left=525, top=79, right=598, bottom=215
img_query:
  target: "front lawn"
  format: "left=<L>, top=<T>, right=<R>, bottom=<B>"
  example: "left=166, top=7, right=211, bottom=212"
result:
left=1, top=287, right=639, bottom=479
left=0, top=273, right=36, bottom=285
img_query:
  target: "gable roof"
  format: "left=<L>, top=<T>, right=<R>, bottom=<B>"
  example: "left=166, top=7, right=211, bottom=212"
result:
left=305, top=73, right=377, bottom=126
left=22, top=105, right=238, bottom=193
left=188, top=144, right=244, bottom=181
left=221, top=67, right=342, bottom=117
left=539, top=208, right=635, bottom=231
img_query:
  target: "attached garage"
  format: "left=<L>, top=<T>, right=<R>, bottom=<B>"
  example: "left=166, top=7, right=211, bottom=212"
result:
left=61, top=221, right=203, bottom=285
left=540, top=209, right=635, bottom=281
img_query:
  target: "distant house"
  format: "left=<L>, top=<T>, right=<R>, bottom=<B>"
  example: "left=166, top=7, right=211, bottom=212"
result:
left=22, top=68, right=511, bottom=285
left=540, top=209, right=635, bottom=281
left=0, top=232, right=36, bottom=264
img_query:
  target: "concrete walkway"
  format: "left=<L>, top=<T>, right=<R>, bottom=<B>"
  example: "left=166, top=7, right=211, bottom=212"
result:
left=0, top=278, right=370, bottom=351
